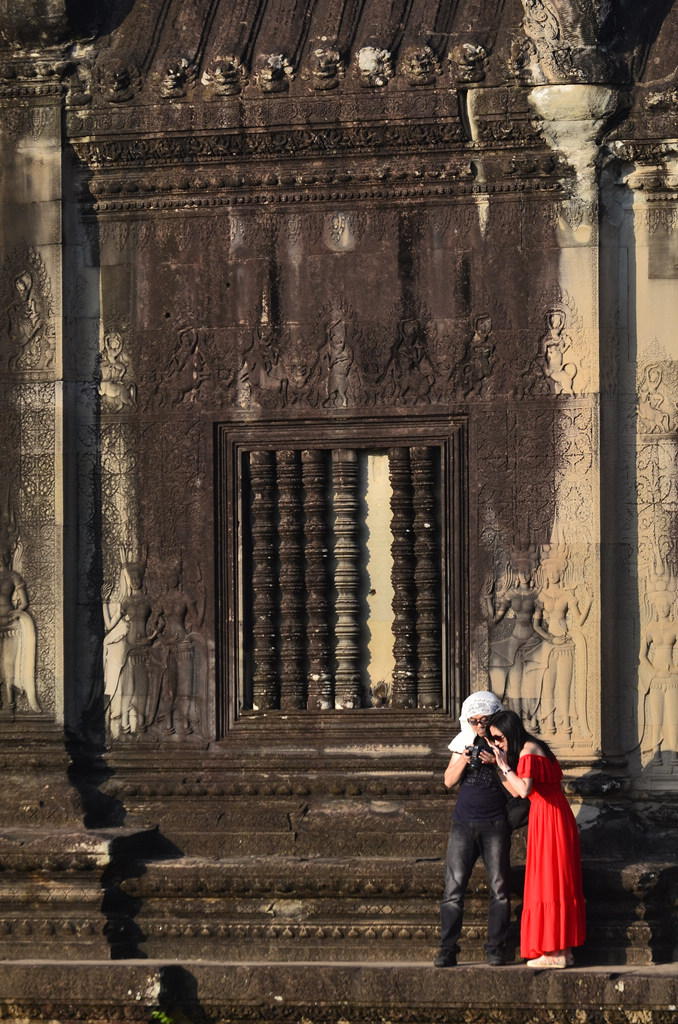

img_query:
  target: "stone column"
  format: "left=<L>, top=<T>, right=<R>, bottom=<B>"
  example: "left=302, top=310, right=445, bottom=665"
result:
left=412, top=446, right=442, bottom=709
left=277, top=449, right=306, bottom=710
left=302, top=449, right=333, bottom=711
left=602, top=144, right=678, bottom=775
left=333, top=448, right=361, bottom=709
left=389, top=447, right=417, bottom=708
left=250, top=450, right=279, bottom=710
left=524, top=84, right=620, bottom=757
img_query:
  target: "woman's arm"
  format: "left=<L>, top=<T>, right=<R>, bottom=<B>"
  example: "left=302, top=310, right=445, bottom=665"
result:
left=444, top=751, right=470, bottom=789
left=489, top=742, right=534, bottom=798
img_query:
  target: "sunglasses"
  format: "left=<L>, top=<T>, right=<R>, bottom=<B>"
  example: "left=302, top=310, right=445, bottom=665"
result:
left=467, top=717, right=489, bottom=726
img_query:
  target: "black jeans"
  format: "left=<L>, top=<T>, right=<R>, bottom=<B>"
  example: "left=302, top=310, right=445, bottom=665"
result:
left=439, top=817, right=511, bottom=954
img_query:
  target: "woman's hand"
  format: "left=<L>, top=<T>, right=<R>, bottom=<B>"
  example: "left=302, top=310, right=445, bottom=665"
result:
left=489, top=742, right=509, bottom=772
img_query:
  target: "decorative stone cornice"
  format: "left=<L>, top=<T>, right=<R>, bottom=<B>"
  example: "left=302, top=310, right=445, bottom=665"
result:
left=82, top=176, right=564, bottom=217
left=71, top=119, right=467, bottom=170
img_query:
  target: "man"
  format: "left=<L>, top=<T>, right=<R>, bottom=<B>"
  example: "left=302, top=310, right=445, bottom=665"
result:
left=435, top=690, right=511, bottom=967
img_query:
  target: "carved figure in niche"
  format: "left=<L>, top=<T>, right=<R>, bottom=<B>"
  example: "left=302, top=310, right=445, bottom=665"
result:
left=388, top=318, right=434, bottom=402
left=202, top=56, right=247, bottom=95
left=6, top=271, right=43, bottom=369
left=638, top=572, right=678, bottom=768
left=284, top=342, right=321, bottom=407
left=102, top=550, right=157, bottom=737
left=400, top=45, right=440, bottom=87
left=482, top=545, right=542, bottom=731
left=540, top=310, right=577, bottom=395
left=255, top=54, right=293, bottom=93
left=159, top=326, right=208, bottom=408
left=99, top=330, right=136, bottom=411
left=461, top=315, right=496, bottom=397
left=0, top=502, right=39, bottom=713
left=324, top=314, right=354, bottom=408
left=532, top=541, right=591, bottom=738
left=358, top=332, right=392, bottom=405
left=147, top=559, right=206, bottom=736
left=309, top=47, right=344, bottom=90
left=356, top=47, right=393, bottom=88
left=638, top=363, right=678, bottom=434
left=250, top=320, right=289, bottom=406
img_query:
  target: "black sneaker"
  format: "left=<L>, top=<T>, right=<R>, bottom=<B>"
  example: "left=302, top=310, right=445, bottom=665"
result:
left=486, top=950, right=506, bottom=966
left=434, top=948, right=458, bottom=967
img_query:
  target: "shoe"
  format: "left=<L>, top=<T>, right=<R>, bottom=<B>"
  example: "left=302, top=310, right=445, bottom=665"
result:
left=526, top=954, right=567, bottom=968
left=486, top=950, right=506, bottom=966
left=434, top=948, right=458, bottom=967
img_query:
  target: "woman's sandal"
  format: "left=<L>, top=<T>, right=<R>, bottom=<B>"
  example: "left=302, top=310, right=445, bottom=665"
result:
left=525, top=954, right=567, bottom=968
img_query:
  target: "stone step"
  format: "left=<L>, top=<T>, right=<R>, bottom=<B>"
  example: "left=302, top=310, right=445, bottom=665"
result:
left=114, top=853, right=509, bottom=961
left=103, top=792, right=454, bottom=856
left=0, top=825, right=165, bottom=961
left=155, top=828, right=449, bottom=857
left=112, top=854, right=678, bottom=965
left=0, top=960, right=675, bottom=1024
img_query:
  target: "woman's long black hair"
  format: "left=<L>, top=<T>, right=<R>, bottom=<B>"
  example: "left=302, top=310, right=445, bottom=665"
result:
left=487, top=709, right=555, bottom=770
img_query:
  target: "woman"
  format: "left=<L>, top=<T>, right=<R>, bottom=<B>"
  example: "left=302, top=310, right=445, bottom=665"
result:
left=487, top=709, right=585, bottom=967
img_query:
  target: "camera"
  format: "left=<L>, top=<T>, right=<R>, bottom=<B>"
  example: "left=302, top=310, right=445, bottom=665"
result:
left=464, top=736, right=492, bottom=771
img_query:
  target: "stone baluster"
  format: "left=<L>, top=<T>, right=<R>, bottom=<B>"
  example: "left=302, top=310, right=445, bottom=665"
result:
left=250, top=449, right=279, bottom=710
left=302, top=448, right=333, bottom=710
left=333, top=448, right=362, bottom=709
left=389, top=447, right=417, bottom=708
left=412, top=445, right=442, bottom=708
left=277, top=449, right=306, bottom=709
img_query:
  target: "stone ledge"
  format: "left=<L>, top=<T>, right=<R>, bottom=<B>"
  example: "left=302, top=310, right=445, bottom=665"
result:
left=0, top=961, right=676, bottom=1024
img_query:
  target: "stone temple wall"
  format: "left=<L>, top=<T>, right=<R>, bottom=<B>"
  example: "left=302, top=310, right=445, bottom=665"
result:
left=0, top=0, right=676, bottom=973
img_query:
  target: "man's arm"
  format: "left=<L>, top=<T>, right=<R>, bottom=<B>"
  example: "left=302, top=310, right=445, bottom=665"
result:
left=444, top=750, right=469, bottom=789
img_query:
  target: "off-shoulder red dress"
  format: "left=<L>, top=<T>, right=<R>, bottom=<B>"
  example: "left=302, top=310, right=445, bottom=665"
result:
left=517, top=753, right=586, bottom=958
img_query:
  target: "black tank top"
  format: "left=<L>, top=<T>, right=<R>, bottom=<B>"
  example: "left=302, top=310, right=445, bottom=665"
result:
left=453, top=744, right=507, bottom=823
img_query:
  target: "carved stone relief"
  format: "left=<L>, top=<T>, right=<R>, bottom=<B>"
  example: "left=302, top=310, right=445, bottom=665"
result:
left=399, top=46, right=440, bottom=87
left=449, top=43, right=489, bottom=84
left=100, top=421, right=139, bottom=589
left=202, top=55, right=248, bottom=95
left=103, top=547, right=207, bottom=740
left=306, top=48, right=345, bottom=91
left=98, top=327, right=136, bottom=412
left=482, top=528, right=593, bottom=745
left=157, top=323, right=210, bottom=410
left=254, top=54, right=294, bottom=93
left=460, top=314, right=497, bottom=398
left=637, top=359, right=678, bottom=435
left=638, top=568, right=678, bottom=770
left=1, top=249, right=55, bottom=375
left=356, top=47, right=393, bottom=88
left=94, top=57, right=141, bottom=103
left=483, top=543, right=542, bottom=728
left=0, top=496, right=40, bottom=714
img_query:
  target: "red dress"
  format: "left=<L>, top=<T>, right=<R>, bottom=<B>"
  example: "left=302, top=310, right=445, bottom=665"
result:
left=517, top=753, right=586, bottom=958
